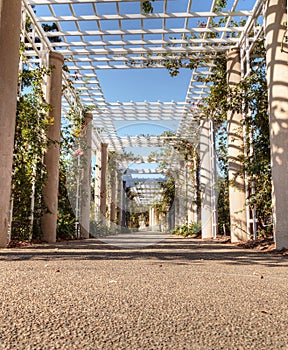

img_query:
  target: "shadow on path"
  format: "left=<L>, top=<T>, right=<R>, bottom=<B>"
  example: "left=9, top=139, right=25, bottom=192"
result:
left=0, top=232, right=287, bottom=267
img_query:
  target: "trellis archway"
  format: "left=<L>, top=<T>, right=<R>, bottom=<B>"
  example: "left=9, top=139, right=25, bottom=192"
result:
left=0, top=0, right=287, bottom=249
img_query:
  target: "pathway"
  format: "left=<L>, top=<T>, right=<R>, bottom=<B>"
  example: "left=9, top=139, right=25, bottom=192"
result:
left=0, top=234, right=287, bottom=349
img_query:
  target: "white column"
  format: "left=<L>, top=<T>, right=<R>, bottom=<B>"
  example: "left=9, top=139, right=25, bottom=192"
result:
left=121, top=181, right=126, bottom=228
left=0, top=0, right=22, bottom=247
left=149, top=207, right=155, bottom=229
left=94, top=149, right=101, bottom=221
left=178, top=161, right=186, bottom=225
left=265, top=0, right=288, bottom=249
left=109, top=175, right=116, bottom=230
left=109, top=161, right=117, bottom=224
left=187, top=162, right=194, bottom=225
left=41, top=52, right=64, bottom=243
left=199, top=118, right=213, bottom=239
left=80, top=113, right=93, bottom=239
left=174, top=181, right=181, bottom=227
left=100, top=143, right=108, bottom=221
left=227, top=48, right=248, bottom=242
left=210, top=120, right=218, bottom=239
left=192, top=155, right=199, bottom=223
left=117, top=172, right=123, bottom=226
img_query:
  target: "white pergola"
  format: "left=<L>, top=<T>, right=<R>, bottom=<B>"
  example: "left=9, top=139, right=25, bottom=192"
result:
left=23, top=0, right=264, bottom=144
left=22, top=0, right=265, bottom=206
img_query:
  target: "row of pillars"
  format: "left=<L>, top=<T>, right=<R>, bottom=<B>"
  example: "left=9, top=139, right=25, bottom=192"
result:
left=0, top=0, right=288, bottom=248
left=91, top=142, right=123, bottom=229
left=0, top=0, right=68, bottom=245
left=143, top=0, right=288, bottom=249
left=0, top=0, right=108, bottom=244
left=198, top=0, right=288, bottom=249
left=194, top=49, right=248, bottom=243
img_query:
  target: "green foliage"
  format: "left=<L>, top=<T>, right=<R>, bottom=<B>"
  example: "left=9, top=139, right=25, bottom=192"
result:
left=90, top=221, right=117, bottom=237
left=130, top=0, right=229, bottom=73
left=142, top=0, right=155, bottom=14
left=126, top=211, right=149, bottom=229
left=57, top=161, right=77, bottom=239
left=58, top=82, right=102, bottom=238
left=58, top=102, right=87, bottom=239
left=201, top=55, right=228, bottom=124
left=147, top=131, right=200, bottom=222
left=141, top=0, right=228, bottom=76
left=201, top=40, right=271, bottom=237
left=160, top=176, right=175, bottom=212
left=162, top=55, right=197, bottom=77
left=127, top=51, right=198, bottom=75
left=30, top=6, right=62, bottom=44
left=215, top=121, right=230, bottom=234
left=161, top=132, right=197, bottom=161
left=41, top=23, right=62, bottom=43
left=237, top=41, right=272, bottom=236
left=138, top=5, right=270, bottom=239
left=171, top=222, right=201, bottom=237
left=58, top=97, right=97, bottom=238
left=214, top=0, right=227, bottom=12
left=161, top=132, right=200, bottom=214
left=12, top=14, right=66, bottom=242
left=216, top=179, right=230, bottom=235
left=12, top=66, right=52, bottom=240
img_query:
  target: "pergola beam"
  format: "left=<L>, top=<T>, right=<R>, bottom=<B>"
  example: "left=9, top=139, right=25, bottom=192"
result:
left=50, top=38, right=239, bottom=47
left=47, top=46, right=231, bottom=56
left=36, top=11, right=253, bottom=23
left=45, top=27, right=246, bottom=37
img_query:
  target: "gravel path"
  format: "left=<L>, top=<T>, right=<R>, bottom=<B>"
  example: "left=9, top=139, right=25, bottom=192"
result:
left=0, top=233, right=288, bottom=350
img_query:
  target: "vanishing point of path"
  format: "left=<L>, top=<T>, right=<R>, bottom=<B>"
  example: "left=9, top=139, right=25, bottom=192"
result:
left=0, top=232, right=287, bottom=350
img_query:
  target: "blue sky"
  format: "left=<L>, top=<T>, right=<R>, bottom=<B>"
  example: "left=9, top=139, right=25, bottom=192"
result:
left=97, top=68, right=192, bottom=102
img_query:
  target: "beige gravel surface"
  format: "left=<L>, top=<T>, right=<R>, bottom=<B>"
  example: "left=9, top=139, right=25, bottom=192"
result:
left=0, top=233, right=288, bottom=350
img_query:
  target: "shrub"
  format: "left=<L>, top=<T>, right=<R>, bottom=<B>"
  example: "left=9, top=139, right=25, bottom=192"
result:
left=172, top=222, right=201, bottom=237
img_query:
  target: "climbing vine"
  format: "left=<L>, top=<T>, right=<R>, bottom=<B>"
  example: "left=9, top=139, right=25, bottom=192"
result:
left=12, top=64, right=52, bottom=240
left=10, top=11, right=67, bottom=242
left=147, top=131, right=200, bottom=230
left=200, top=40, right=271, bottom=237
left=150, top=0, right=271, bottom=237
left=57, top=103, right=84, bottom=239
left=58, top=88, right=97, bottom=238
left=238, top=41, right=271, bottom=236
